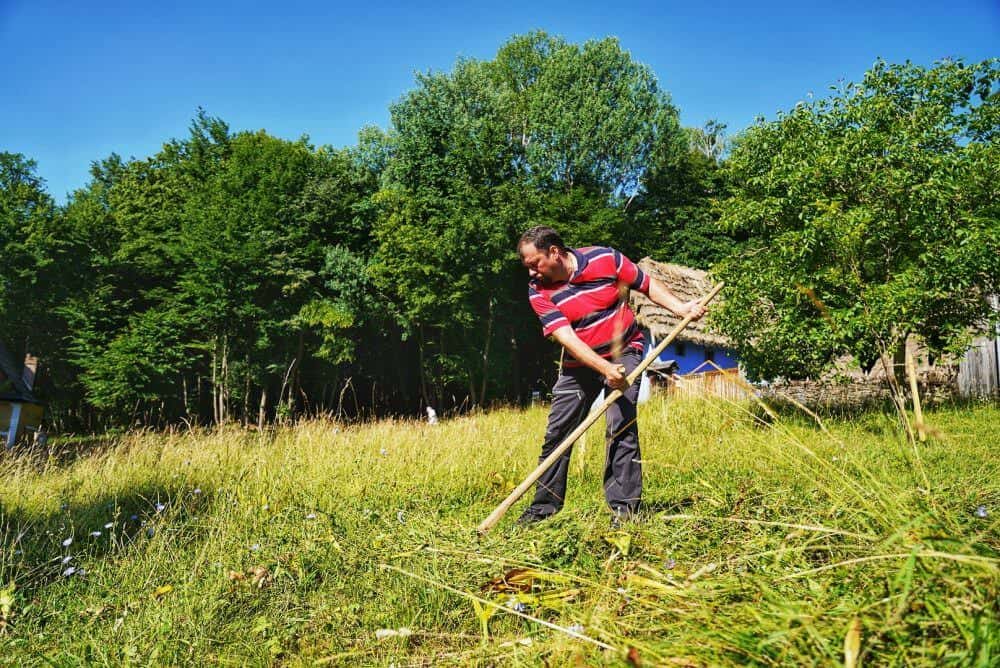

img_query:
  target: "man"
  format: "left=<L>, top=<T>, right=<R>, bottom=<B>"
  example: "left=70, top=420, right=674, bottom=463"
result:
left=517, top=225, right=706, bottom=526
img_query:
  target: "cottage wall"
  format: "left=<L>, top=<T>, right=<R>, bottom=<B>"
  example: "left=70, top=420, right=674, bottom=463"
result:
left=0, top=401, right=44, bottom=445
left=647, top=339, right=738, bottom=375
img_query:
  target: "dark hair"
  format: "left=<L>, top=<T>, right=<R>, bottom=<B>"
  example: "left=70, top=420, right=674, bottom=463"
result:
left=518, top=225, right=567, bottom=254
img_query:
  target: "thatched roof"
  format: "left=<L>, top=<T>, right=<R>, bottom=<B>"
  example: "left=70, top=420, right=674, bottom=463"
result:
left=0, top=339, right=39, bottom=403
left=630, top=258, right=731, bottom=348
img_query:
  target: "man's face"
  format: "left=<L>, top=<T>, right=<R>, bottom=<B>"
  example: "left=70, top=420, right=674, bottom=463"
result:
left=519, top=242, right=565, bottom=284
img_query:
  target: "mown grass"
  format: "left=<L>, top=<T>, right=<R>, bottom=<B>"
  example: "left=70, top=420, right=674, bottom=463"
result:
left=0, top=394, right=997, bottom=666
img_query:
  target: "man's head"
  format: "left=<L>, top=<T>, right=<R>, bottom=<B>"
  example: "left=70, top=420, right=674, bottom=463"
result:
left=518, top=225, right=571, bottom=284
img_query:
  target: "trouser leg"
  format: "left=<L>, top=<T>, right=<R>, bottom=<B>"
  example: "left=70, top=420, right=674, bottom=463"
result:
left=604, top=349, right=642, bottom=515
left=526, top=367, right=602, bottom=517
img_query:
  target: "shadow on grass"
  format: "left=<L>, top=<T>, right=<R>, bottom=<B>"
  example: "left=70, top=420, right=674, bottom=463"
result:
left=640, top=496, right=698, bottom=515
left=0, top=482, right=214, bottom=596
left=3, top=432, right=127, bottom=471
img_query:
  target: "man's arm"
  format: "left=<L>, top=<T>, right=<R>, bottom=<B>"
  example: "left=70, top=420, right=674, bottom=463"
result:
left=647, top=277, right=707, bottom=321
left=551, top=325, right=628, bottom=390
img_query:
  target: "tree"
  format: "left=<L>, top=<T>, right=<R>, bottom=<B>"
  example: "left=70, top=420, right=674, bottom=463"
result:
left=0, top=152, right=58, bottom=356
left=626, top=121, right=741, bottom=267
left=713, top=58, right=1000, bottom=380
left=371, top=32, right=686, bottom=408
left=494, top=31, right=680, bottom=197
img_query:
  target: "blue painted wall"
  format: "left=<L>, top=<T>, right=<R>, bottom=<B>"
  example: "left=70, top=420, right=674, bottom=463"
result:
left=642, top=332, right=738, bottom=375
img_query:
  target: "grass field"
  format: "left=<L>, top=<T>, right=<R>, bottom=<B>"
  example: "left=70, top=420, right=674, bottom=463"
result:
left=0, top=394, right=997, bottom=666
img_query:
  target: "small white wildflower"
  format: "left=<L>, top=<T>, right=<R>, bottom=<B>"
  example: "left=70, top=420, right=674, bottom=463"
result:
left=380, top=448, right=388, bottom=456
left=305, top=513, right=316, bottom=520
left=193, top=488, right=202, bottom=495
left=975, top=505, right=988, bottom=519
left=62, top=566, right=77, bottom=577
left=250, top=543, right=261, bottom=551
left=506, top=596, right=526, bottom=613
left=375, top=627, right=412, bottom=640
left=396, top=510, right=405, bottom=524
left=61, top=555, right=73, bottom=564
left=664, top=557, right=677, bottom=570
left=62, top=537, right=73, bottom=547
left=154, top=502, right=166, bottom=513
left=104, top=522, right=114, bottom=529
left=90, top=531, right=102, bottom=538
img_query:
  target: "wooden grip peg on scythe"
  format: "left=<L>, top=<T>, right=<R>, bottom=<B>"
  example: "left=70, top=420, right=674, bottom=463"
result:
left=477, top=282, right=725, bottom=534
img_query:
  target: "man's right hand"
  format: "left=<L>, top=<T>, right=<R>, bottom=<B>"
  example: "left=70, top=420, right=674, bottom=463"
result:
left=603, top=362, right=628, bottom=391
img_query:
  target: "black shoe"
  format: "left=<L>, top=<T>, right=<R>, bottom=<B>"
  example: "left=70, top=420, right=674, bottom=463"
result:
left=516, top=510, right=552, bottom=527
left=609, top=509, right=638, bottom=529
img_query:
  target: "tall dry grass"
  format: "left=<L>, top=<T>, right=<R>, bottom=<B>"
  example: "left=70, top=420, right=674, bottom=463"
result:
left=0, top=394, right=997, bottom=665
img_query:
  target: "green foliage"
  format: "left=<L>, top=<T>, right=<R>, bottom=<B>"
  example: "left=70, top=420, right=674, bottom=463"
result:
left=714, top=58, right=1000, bottom=380
left=7, top=37, right=996, bottom=424
left=373, top=31, right=684, bottom=403
left=0, top=152, right=58, bottom=355
left=296, top=246, right=372, bottom=364
left=627, top=121, right=742, bottom=267
left=495, top=32, right=678, bottom=195
left=45, top=111, right=384, bottom=425
left=79, top=307, right=190, bottom=412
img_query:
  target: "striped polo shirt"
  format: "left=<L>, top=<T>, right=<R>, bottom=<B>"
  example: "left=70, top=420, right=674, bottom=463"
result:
left=528, top=246, right=651, bottom=367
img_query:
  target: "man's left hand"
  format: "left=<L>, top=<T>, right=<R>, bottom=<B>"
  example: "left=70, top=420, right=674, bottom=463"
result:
left=683, top=300, right=707, bottom=321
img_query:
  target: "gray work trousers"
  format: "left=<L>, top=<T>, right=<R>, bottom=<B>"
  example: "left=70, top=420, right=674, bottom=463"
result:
left=527, top=348, right=642, bottom=517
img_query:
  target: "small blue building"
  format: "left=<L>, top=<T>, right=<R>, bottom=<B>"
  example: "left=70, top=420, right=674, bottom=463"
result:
left=631, top=259, right=743, bottom=397
left=0, top=340, right=44, bottom=447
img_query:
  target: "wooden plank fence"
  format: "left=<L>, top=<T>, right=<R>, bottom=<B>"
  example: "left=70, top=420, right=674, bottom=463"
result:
left=658, top=361, right=750, bottom=401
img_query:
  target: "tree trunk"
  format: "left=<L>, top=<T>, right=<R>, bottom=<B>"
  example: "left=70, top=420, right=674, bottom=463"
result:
left=211, top=340, right=218, bottom=425
left=219, top=335, right=229, bottom=424
left=479, top=300, right=495, bottom=407
left=243, top=372, right=251, bottom=426
left=258, top=386, right=268, bottom=432
left=293, top=331, right=304, bottom=418
left=418, top=325, right=428, bottom=411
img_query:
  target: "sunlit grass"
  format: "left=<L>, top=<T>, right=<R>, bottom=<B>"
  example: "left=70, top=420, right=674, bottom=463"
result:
left=0, top=395, right=997, bottom=665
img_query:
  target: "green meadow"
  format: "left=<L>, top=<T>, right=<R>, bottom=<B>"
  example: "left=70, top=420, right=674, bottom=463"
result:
left=1, top=395, right=997, bottom=666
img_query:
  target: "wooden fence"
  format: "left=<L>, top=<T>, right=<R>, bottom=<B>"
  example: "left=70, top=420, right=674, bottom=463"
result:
left=656, top=361, right=750, bottom=401
left=957, top=296, right=1000, bottom=397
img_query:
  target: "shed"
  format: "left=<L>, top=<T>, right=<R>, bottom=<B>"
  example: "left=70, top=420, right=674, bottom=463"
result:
left=630, top=259, right=745, bottom=400
left=0, top=340, right=44, bottom=447
left=630, top=259, right=738, bottom=374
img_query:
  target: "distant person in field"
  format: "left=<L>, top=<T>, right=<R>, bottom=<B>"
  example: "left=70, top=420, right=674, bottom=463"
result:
left=517, top=225, right=706, bottom=527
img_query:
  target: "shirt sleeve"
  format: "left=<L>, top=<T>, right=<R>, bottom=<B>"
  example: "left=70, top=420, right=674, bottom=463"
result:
left=528, top=286, right=569, bottom=336
left=613, top=249, right=651, bottom=294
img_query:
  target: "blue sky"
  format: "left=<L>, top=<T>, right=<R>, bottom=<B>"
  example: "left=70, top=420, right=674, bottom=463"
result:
left=2, top=0, right=997, bottom=201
